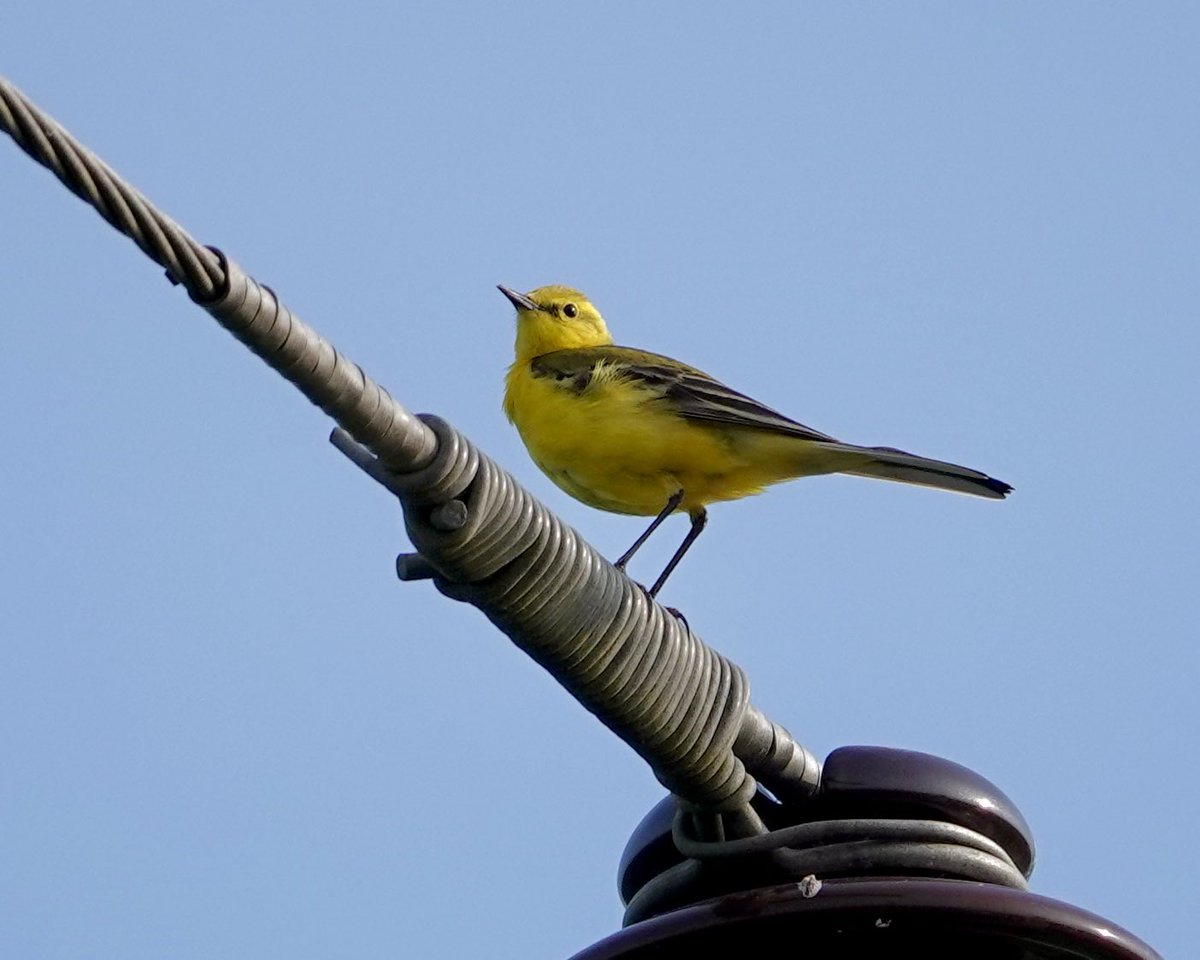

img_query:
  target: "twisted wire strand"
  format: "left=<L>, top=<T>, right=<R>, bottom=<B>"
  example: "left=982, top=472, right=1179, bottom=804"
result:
left=1, top=73, right=821, bottom=822
left=0, top=77, right=221, bottom=297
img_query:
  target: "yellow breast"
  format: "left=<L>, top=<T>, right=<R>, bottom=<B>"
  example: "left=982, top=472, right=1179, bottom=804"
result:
left=504, top=360, right=792, bottom=516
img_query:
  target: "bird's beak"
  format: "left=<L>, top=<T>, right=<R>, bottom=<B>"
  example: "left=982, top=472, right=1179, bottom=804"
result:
left=498, top=284, right=539, bottom=312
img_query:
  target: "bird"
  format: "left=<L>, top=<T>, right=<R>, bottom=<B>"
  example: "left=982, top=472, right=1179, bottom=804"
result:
left=499, top=284, right=1011, bottom=598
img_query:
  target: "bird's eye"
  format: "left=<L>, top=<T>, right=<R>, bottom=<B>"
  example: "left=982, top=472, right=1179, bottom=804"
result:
left=562, top=303, right=578, bottom=318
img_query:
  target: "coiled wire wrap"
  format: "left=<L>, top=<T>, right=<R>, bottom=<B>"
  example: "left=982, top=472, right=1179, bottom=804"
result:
left=622, top=813, right=1028, bottom=925
left=335, top=416, right=819, bottom=817
left=673, top=816, right=1026, bottom=885
left=1, top=73, right=821, bottom=828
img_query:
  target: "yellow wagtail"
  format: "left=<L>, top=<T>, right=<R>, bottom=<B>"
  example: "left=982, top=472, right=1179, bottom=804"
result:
left=500, top=284, right=1011, bottom=597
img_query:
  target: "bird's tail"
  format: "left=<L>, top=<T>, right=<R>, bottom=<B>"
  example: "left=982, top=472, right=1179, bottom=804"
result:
left=819, top=442, right=1013, bottom=500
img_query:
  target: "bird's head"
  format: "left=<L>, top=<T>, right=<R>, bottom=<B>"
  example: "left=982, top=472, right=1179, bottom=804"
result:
left=499, top=284, right=613, bottom=360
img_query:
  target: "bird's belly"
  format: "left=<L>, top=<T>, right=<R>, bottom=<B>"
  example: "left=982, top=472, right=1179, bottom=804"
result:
left=507, top=372, right=790, bottom=516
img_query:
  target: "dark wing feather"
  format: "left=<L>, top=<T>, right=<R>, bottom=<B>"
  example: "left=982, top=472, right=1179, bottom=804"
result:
left=530, top=347, right=1012, bottom=498
left=531, top=346, right=837, bottom=443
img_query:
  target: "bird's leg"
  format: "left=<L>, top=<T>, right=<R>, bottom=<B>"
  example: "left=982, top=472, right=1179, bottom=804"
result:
left=614, top=490, right=684, bottom=570
left=648, top=507, right=708, bottom=598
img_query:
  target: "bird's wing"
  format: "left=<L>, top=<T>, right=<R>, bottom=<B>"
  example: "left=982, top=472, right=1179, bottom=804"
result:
left=531, top=347, right=1012, bottom=498
left=531, top=346, right=839, bottom=443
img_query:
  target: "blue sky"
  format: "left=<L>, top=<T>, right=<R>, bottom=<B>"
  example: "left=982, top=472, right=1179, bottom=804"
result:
left=2, top=3, right=1195, bottom=957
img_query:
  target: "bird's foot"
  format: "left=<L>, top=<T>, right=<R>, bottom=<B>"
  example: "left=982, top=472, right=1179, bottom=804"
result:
left=663, top=606, right=690, bottom=629
left=627, top=579, right=691, bottom=629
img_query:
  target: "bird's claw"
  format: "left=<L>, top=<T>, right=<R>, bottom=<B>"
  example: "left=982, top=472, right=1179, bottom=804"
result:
left=663, top=605, right=690, bottom=629
left=627, top=579, right=690, bottom=629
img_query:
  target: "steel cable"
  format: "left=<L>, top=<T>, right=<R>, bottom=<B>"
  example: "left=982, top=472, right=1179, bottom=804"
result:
left=1, top=73, right=820, bottom=827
